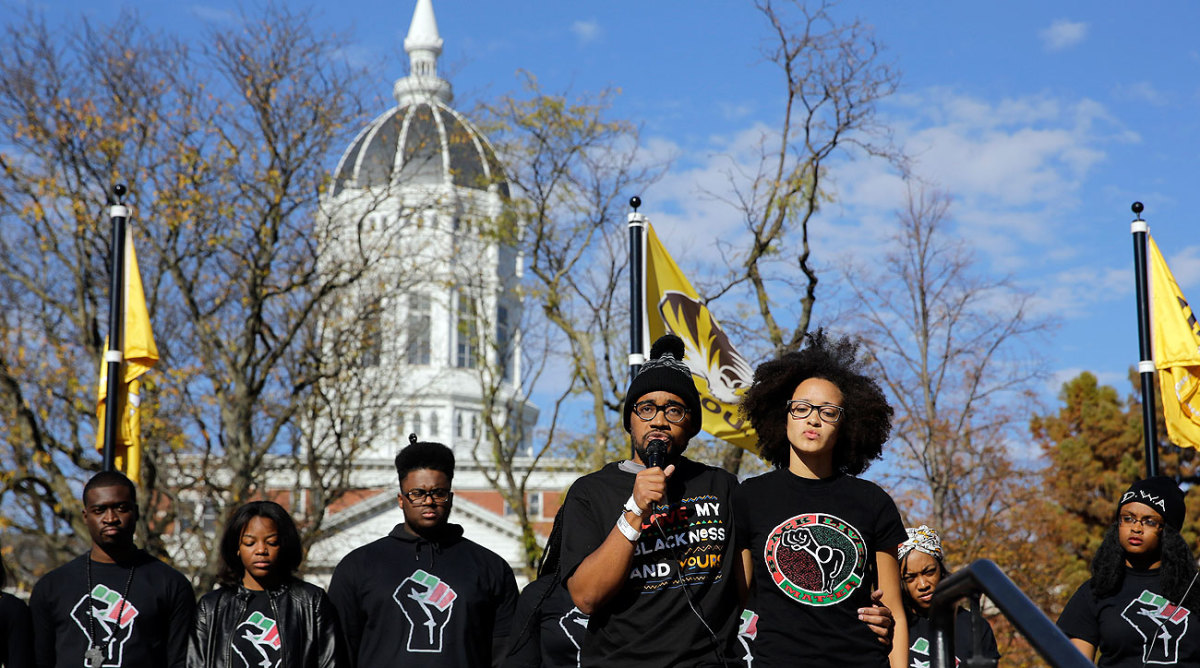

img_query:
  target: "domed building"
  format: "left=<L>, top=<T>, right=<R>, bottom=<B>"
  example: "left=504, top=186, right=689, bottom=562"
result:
left=304, top=0, right=578, bottom=584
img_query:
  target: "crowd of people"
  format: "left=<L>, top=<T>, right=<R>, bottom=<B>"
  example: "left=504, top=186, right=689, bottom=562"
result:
left=0, top=331, right=1193, bottom=667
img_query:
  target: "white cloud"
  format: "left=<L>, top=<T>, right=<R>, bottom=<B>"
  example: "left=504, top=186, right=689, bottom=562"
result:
left=570, top=19, right=602, bottom=45
left=1023, top=264, right=1129, bottom=320
left=634, top=85, right=1137, bottom=359
left=1044, top=367, right=1128, bottom=398
left=1165, top=244, right=1200, bottom=293
left=1040, top=19, right=1088, bottom=52
left=718, top=101, right=755, bottom=121
left=188, top=4, right=236, bottom=24
left=1126, top=81, right=1169, bottom=107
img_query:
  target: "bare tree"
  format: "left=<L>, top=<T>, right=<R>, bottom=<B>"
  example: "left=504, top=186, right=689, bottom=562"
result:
left=0, top=7, right=401, bottom=588
left=481, top=76, right=666, bottom=475
left=844, top=184, right=1050, bottom=551
left=676, top=0, right=903, bottom=472
left=712, top=0, right=901, bottom=353
left=456, top=77, right=668, bottom=571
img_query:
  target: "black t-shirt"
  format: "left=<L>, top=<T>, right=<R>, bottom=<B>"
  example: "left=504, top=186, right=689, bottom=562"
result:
left=560, top=458, right=741, bottom=668
left=229, top=591, right=282, bottom=668
left=908, top=607, right=999, bottom=667
left=29, top=551, right=195, bottom=668
left=732, top=469, right=905, bottom=667
left=0, top=592, right=33, bottom=667
left=501, top=576, right=588, bottom=668
left=1058, top=567, right=1200, bottom=667
left=328, top=523, right=518, bottom=668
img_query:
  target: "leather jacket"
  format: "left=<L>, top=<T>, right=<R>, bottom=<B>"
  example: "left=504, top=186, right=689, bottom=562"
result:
left=187, top=579, right=345, bottom=668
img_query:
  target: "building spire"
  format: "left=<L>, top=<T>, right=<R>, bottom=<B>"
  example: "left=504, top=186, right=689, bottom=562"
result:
left=394, top=0, right=452, bottom=105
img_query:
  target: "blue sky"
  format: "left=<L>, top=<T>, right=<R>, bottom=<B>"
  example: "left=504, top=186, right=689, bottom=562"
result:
left=29, top=0, right=1200, bottom=416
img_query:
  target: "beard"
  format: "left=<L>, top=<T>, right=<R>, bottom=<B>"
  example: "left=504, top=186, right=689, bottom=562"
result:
left=633, top=434, right=685, bottom=467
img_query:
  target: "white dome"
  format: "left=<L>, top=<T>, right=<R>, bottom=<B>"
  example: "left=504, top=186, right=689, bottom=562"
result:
left=331, top=99, right=507, bottom=197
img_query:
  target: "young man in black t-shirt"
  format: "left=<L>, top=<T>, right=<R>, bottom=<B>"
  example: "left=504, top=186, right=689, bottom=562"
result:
left=29, top=471, right=195, bottom=668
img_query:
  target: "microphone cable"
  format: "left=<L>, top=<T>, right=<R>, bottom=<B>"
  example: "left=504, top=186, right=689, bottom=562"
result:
left=649, top=494, right=731, bottom=668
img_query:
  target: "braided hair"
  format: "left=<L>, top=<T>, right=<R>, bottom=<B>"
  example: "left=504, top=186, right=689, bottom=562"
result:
left=505, top=506, right=568, bottom=659
left=1090, top=521, right=1200, bottom=609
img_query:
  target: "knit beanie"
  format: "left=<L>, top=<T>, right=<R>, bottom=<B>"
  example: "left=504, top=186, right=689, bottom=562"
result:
left=1119, top=476, right=1186, bottom=531
left=623, top=334, right=703, bottom=439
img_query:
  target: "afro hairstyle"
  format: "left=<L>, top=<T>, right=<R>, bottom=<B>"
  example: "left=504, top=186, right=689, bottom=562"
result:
left=740, top=329, right=893, bottom=474
left=394, top=433, right=456, bottom=485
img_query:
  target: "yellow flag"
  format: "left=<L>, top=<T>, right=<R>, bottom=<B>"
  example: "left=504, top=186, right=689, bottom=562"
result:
left=644, top=223, right=757, bottom=452
left=96, top=230, right=159, bottom=483
left=1148, top=235, right=1200, bottom=449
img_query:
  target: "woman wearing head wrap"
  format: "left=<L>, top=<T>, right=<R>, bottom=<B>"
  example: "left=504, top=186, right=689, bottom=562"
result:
left=898, top=526, right=998, bottom=666
left=1057, top=476, right=1200, bottom=665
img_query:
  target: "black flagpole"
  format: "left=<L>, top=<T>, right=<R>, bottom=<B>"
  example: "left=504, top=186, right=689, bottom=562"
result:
left=102, top=184, right=129, bottom=472
left=628, top=196, right=646, bottom=381
left=1131, top=201, right=1159, bottom=477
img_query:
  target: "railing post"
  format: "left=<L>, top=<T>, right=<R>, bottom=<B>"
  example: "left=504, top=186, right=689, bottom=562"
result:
left=929, top=559, right=1093, bottom=668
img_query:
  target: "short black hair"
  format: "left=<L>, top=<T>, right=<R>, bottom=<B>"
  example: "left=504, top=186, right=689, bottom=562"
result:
left=217, top=501, right=303, bottom=588
left=395, top=434, right=455, bottom=485
left=83, top=471, right=138, bottom=505
left=741, top=330, right=893, bottom=474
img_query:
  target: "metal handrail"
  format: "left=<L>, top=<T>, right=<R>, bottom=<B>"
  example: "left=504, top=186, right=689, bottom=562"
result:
left=929, top=559, right=1092, bottom=668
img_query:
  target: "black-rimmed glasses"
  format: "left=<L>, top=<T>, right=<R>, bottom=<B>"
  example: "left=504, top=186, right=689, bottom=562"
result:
left=402, top=488, right=452, bottom=504
left=786, top=400, right=844, bottom=424
left=632, top=402, right=688, bottom=424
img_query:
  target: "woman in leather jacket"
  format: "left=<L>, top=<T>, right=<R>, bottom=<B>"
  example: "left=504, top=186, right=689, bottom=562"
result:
left=188, top=501, right=346, bottom=668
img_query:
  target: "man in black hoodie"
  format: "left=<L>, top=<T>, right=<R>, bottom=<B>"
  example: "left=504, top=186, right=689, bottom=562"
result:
left=328, top=435, right=518, bottom=667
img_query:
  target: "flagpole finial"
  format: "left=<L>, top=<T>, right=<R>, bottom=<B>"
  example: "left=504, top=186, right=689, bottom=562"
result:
left=1132, top=201, right=1144, bottom=220
left=112, top=184, right=127, bottom=205
left=630, top=196, right=641, bottom=212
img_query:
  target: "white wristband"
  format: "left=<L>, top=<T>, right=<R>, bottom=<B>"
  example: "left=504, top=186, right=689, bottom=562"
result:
left=616, top=512, right=642, bottom=542
left=623, top=494, right=643, bottom=517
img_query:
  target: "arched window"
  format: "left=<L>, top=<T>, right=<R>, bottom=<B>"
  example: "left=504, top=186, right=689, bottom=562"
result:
left=406, top=293, right=432, bottom=365
left=455, top=289, right=478, bottom=369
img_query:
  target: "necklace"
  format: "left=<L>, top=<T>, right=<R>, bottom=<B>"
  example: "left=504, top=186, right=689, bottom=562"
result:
left=84, top=555, right=137, bottom=668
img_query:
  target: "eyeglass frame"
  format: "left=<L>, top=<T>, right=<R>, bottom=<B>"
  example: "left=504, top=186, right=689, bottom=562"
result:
left=1118, top=513, right=1163, bottom=530
left=401, top=487, right=453, bottom=504
left=785, top=399, right=844, bottom=424
left=631, top=401, right=689, bottom=424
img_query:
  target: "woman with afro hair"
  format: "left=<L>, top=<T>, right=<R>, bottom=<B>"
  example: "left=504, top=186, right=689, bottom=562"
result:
left=1057, top=477, right=1200, bottom=665
left=731, top=330, right=908, bottom=668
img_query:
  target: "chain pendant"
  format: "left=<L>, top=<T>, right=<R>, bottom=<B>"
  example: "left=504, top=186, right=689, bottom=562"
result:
left=85, top=646, right=105, bottom=668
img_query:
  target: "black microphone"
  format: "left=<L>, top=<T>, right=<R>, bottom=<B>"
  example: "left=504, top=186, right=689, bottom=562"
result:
left=645, top=438, right=668, bottom=469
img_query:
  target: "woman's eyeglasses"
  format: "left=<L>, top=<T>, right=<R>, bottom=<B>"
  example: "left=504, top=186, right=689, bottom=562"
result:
left=786, top=400, right=843, bottom=424
left=1118, top=514, right=1162, bottom=530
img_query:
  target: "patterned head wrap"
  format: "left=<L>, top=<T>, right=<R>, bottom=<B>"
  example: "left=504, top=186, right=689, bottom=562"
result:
left=897, top=525, right=944, bottom=564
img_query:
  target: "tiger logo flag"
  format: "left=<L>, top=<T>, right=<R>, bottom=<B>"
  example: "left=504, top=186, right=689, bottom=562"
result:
left=96, top=230, right=159, bottom=483
left=1148, top=235, right=1200, bottom=449
left=644, top=223, right=757, bottom=452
